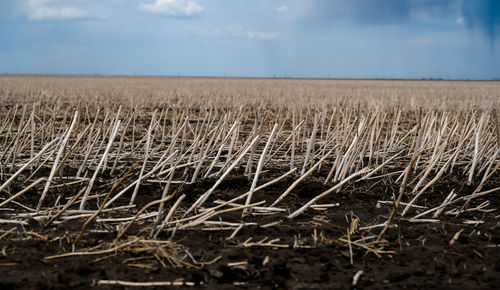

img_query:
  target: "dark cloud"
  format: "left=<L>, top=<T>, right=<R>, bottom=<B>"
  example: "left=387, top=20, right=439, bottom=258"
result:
left=305, top=0, right=499, bottom=43
left=310, top=0, right=456, bottom=25
left=462, top=0, right=500, bottom=43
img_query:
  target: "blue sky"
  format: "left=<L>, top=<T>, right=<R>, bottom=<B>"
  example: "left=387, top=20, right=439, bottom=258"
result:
left=0, top=0, right=499, bottom=79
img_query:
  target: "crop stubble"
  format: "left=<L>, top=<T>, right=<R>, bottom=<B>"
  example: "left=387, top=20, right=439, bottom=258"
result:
left=0, top=75, right=499, bottom=289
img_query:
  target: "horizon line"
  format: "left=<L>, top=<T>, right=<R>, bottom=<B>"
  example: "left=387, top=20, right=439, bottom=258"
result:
left=1, top=73, right=499, bottom=82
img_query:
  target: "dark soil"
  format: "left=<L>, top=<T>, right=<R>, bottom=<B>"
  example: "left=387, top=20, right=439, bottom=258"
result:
left=0, top=170, right=499, bottom=289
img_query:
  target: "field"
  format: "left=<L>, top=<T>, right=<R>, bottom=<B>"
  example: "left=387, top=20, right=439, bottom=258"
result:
left=0, top=75, right=499, bottom=289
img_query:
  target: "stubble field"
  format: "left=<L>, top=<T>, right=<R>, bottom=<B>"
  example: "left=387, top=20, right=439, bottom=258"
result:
left=0, top=75, right=499, bottom=289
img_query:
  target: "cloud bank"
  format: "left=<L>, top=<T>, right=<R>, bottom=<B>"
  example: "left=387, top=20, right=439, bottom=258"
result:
left=140, top=0, right=203, bottom=17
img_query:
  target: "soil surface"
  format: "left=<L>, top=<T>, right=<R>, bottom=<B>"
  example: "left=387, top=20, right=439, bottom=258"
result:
left=1, top=169, right=499, bottom=289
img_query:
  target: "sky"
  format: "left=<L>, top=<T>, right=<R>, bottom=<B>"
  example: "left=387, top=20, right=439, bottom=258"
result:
left=0, top=0, right=499, bottom=79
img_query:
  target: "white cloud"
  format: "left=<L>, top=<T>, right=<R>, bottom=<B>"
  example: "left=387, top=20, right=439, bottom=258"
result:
left=28, top=0, right=87, bottom=21
left=456, top=16, right=464, bottom=24
left=140, top=0, right=203, bottom=17
left=247, top=31, right=278, bottom=40
left=276, top=6, right=288, bottom=13
left=29, top=7, right=87, bottom=21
